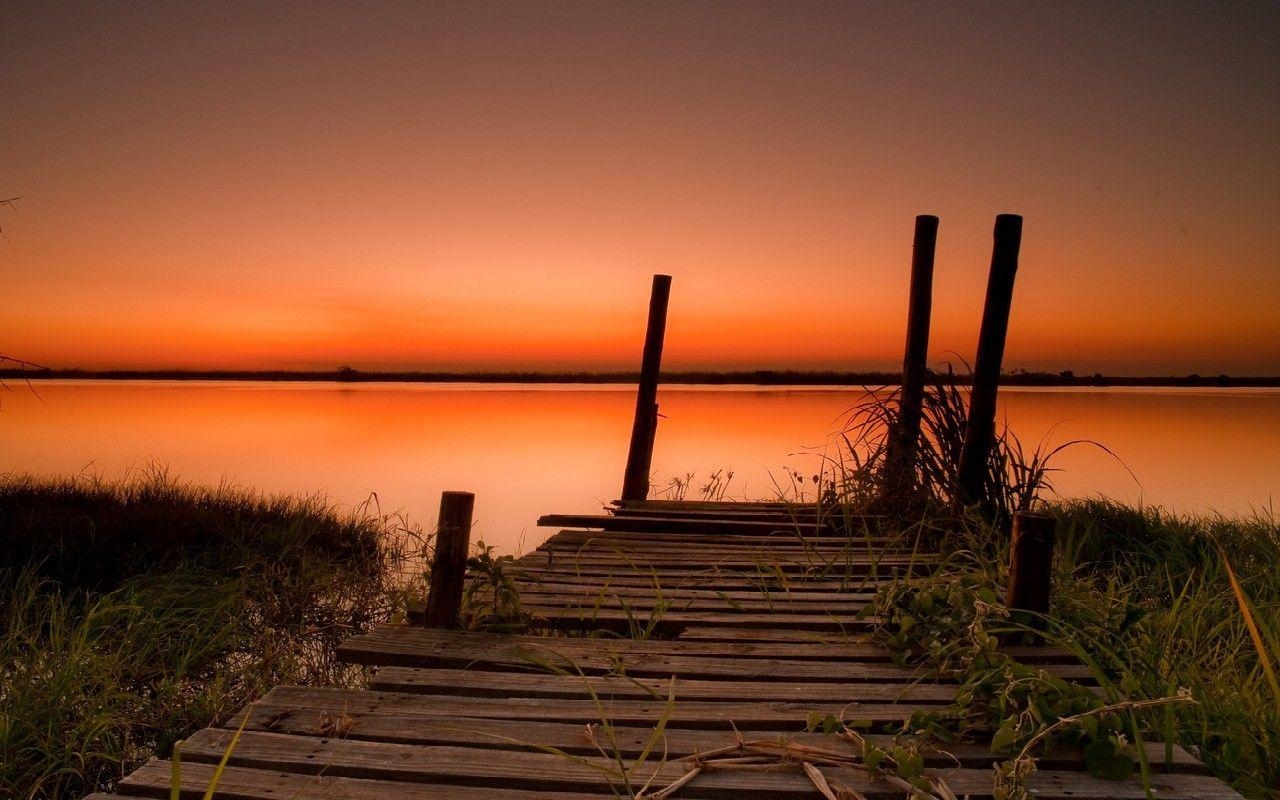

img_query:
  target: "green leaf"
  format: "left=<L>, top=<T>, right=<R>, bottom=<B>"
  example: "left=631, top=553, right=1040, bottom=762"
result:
left=991, top=719, right=1020, bottom=752
left=899, top=749, right=925, bottom=777
left=1083, top=738, right=1134, bottom=780
left=863, top=742, right=885, bottom=772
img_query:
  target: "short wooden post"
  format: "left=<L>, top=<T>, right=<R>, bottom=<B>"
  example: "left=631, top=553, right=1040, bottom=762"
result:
left=956, top=214, right=1023, bottom=507
left=423, top=490, right=474, bottom=629
left=621, top=274, right=672, bottom=502
left=884, top=214, right=939, bottom=496
left=1006, top=511, right=1056, bottom=637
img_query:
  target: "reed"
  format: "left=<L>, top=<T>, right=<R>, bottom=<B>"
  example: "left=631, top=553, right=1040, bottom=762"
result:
left=829, top=366, right=1119, bottom=525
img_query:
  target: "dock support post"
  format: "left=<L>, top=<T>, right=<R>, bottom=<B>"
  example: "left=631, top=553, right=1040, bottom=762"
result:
left=884, top=215, right=939, bottom=498
left=1006, top=511, right=1056, bottom=639
left=423, top=490, right=474, bottom=629
left=956, top=214, right=1023, bottom=508
left=621, top=274, right=672, bottom=503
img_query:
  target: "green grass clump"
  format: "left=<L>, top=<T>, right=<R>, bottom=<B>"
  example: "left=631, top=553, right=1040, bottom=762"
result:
left=0, top=471, right=422, bottom=800
left=858, top=499, right=1279, bottom=799
left=1049, top=500, right=1280, bottom=799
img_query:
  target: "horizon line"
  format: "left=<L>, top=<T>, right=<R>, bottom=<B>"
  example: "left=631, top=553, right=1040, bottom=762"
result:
left=4, top=367, right=1279, bottom=388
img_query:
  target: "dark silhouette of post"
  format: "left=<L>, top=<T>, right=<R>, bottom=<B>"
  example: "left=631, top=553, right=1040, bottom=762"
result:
left=1006, top=511, right=1056, bottom=639
left=956, top=214, right=1023, bottom=507
left=423, top=490, right=474, bottom=628
left=621, top=274, right=672, bottom=502
left=884, top=215, right=939, bottom=496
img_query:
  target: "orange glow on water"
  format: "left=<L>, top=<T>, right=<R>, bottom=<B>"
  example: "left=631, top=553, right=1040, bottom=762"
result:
left=5, top=383, right=1277, bottom=552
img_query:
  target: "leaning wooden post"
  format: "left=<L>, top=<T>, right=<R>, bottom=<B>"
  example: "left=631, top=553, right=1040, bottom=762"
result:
left=1006, top=511, right=1056, bottom=638
left=956, top=214, right=1023, bottom=508
left=423, top=490, right=474, bottom=629
left=621, top=274, right=672, bottom=503
left=884, top=214, right=939, bottom=496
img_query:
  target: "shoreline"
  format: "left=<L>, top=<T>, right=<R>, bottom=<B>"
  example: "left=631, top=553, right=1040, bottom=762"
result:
left=5, top=368, right=1280, bottom=388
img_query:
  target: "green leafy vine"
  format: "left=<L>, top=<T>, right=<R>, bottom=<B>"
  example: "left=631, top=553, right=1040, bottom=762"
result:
left=854, top=570, right=1194, bottom=798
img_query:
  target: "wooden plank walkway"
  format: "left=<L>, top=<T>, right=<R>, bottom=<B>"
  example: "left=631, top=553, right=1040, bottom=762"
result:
left=96, top=500, right=1242, bottom=800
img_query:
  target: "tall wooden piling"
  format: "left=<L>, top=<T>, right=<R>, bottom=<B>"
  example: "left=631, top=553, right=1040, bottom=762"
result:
left=956, top=214, right=1023, bottom=507
left=1006, top=511, right=1056, bottom=638
left=621, top=274, right=672, bottom=502
left=423, top=490, right=475, bottom=629
left=884, top=215, right=939, bottom=496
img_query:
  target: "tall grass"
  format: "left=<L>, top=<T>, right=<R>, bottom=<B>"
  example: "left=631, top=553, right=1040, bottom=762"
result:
left=0, top=471, right=423, bottom=799
left=828, top=366, right=1112, bottom=525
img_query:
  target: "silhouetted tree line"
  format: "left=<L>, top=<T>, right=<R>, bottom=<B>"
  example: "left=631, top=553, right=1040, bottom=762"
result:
left=4, top=366, right=1277, bottom=388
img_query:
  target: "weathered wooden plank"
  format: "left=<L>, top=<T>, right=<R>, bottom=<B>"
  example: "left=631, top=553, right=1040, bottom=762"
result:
left=517, top=554, right=932, bottom=573
left=511, top=572, right=901, bottom=592
left=113, top=760, right=612, bottom=800
left=517, top=598, right=875, bottom=618
left=607, top=503, right=826, bottom=518
left=612, top=499, right=810, bottom=511
left=259, top=685, right=942, bottom=729
left=232, top=700, right=1206, bottom=773
left=368, top=666, right=957, bottom=703
left=511, top=562, right=931, bottom=581
left=340, top=625, right=1081, bottom=666
left=677, top=625, right=880, bottom=643
left=541, top=528, right=917, bottom=548
left=513, top=583, right=876, bottom=602
left=121, top=753, right=1239, bottom=800
left=167, top=728, right=1239, bottom=799
left=518, top=593, right=873, bottom=611
left=517, top=607, right=880, bottom=635
left=513, top=594, right=875, bottom=617
left=521, top=548, right=932, bottom=565
left=337, top=627, right=1095, bottom=681
left=537, top=539, right=916, bottom=557
left=337, top=645, right=934, bottom=682
left=538, top=513, right=881, bottom=536
left=541, top=528, right=919, bottom=549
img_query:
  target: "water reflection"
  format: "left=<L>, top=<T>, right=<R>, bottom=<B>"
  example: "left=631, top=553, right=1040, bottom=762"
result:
left=3, top=381, right=1276, bottom=553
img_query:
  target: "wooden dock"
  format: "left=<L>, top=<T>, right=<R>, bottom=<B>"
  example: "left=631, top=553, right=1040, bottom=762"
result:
left=94, top=500, right=1241, bottom=800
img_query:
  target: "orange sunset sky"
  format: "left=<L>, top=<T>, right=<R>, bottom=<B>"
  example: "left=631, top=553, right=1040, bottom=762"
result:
left=2, top=2, right=1277, bottom=375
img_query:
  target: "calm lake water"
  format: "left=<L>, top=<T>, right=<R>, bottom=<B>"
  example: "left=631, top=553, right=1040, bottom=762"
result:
left=3, top=381, right=1277, bottom=553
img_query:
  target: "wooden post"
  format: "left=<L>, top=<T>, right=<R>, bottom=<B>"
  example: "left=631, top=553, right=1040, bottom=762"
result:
left=621, top=274, right=672, bottom=502
left=884, top=215, right=939, bottom=495
left=1006, top=511, right=1056, bottom=636
left=423, top=490, right=474, bottom=629
left=956, top=214, right=1023, bottom=507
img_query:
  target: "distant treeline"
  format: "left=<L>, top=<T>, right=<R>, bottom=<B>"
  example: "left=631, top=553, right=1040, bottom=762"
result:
left=4, top=367, right=1279, bottom=388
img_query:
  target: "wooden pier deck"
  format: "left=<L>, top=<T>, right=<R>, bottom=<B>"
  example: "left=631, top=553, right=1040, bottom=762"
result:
left=94, top=500, right=1241, bottom=800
